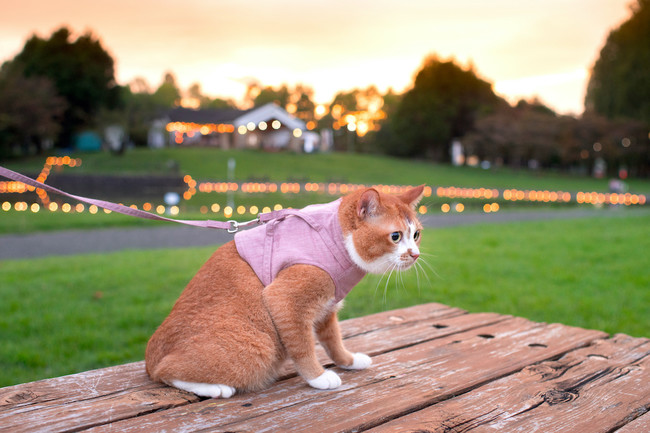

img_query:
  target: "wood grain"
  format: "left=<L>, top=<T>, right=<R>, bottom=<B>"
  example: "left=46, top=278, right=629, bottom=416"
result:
left=3, top=303, right=646, bottom=433
left=368, top=333, right=650, bottom=433
left=87, top=316, right=605, bottom=432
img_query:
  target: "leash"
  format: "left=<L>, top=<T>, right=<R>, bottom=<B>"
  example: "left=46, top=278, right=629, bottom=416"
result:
left=0, top=165, right=285, bottom=233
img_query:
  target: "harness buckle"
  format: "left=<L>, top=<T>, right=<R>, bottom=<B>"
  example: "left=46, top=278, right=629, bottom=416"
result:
left=227, top=217, right=261, bottom=233
left=227, top=220, right=239, bottom=233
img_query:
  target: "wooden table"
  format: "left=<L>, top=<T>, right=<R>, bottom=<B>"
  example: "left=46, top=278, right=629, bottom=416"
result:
left=1, top=303, right=648, bottom=432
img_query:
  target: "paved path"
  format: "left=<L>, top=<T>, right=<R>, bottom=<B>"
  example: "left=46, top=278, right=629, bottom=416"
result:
left=0, top=208, right=645, bottom=260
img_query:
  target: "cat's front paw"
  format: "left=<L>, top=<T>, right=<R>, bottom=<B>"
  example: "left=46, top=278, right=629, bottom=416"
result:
left=307, top=370, right=342, bottom=390
left=340, top=352, right=372, bottom=370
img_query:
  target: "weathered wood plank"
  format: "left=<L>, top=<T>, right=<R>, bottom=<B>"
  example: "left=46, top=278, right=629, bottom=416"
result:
left=616, top=410, right=650, bottom=433
left=0, top=362, right=161, bottom=413
left=336, top=302, right=465, bottom=338
left=0, top=303, right=467, bottom=433
left=280, top=310, right=508, bottom=378
left=87, top=317, right=606, bottom=433
left=0, top=384, right=196, bottom=433
left=367, top=334, right=650, bottom=433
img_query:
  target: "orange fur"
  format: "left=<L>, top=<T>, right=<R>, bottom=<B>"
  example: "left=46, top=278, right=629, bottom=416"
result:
left=145, top=186, right=425, bottom=396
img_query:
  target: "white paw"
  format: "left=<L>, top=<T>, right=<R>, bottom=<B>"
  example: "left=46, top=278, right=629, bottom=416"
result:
left=307, top=370, right=341, bottom=390
left=341, top=353, right=372, bottom=370
left=171, top=380, right=236, bottom=399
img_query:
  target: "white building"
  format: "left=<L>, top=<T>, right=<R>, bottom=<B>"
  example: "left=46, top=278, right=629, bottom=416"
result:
left=151, top=103, right=314, bottom=152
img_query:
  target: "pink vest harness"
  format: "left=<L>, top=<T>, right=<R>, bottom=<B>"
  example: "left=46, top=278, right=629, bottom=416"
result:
left=234, top=199, right=366, bottom=302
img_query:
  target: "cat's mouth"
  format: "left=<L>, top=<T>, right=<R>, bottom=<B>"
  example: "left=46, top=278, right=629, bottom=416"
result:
left=398, top=251, right=419, bottom=269
left=397, top=256, right=418, bottom=270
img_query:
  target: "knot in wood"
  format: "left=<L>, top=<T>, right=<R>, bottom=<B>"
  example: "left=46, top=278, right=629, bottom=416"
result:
left=542, top=389, right=578, bottom=405
left=3, top=390, right=37, bottom=405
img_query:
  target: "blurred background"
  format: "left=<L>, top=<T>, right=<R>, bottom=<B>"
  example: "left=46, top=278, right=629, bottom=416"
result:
left=0, top=0, right=648, bottom=387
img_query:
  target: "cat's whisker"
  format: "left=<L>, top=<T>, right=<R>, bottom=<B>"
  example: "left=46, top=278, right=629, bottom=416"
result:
left=393, top=263, right=402, bottom=295
left=373, top=267, right=391, bottom=300
left=384, top=263, right=397, bottom=301
left=399, top=264, right=406, bottom=290
left=383, top=262, right=399, bottom=304
left=372, top=255, right=400, bottom=301
left=412, top=258, right=431, bottom=282
left=417, top=257, right=440, bottom=280
left=415, top=260, right=433, bottom=287
left=412, top=261, right=422, bottom=296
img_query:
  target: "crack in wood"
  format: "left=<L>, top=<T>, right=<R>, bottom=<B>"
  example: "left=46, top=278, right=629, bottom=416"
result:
left=604, top=405, right=650, bottom=433
left=440, top=408, right=503, bottom=432
left=561, top=367, right=616, bottom=395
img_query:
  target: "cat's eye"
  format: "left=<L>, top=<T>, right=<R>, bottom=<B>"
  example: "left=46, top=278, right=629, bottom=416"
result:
left=390, top=232, right=402, bottom=243
left=413, top=230, right=421, bottom=241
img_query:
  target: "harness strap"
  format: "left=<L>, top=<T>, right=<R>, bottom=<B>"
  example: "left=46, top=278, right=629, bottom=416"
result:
left=0, top=165, right=268, bottom=232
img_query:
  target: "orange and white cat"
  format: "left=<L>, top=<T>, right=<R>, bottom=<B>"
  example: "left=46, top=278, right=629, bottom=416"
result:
left=145, top=185, right=424, bottom=398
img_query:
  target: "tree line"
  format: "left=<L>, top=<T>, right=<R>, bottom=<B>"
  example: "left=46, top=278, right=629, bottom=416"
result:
left=1, top=0, right=648, bottom=177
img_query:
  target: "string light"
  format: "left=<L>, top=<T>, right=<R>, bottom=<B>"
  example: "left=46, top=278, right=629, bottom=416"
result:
left=0, top=156, right=82, bottom=207
left=166, top=122, right=235, bottom=135
left=2, top=156, right=648, bottom=223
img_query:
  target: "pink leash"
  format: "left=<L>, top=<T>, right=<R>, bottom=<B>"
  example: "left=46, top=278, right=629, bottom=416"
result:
left=0, top=166, right=285, bottom=233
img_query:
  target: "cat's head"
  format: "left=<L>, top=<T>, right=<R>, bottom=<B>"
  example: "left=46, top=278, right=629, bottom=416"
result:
left=339, top=185, right=425, bottom=274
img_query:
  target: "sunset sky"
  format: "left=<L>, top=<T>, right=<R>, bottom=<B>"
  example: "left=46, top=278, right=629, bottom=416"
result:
left=0, top=0, right=633, bottom=115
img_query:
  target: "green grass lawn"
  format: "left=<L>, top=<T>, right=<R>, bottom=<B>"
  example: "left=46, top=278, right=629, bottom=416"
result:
left=1, top=213, right=648, bottom=387
left=5, top=148, right=650, bottom=193
left=3, top=148, right=649, bottom=234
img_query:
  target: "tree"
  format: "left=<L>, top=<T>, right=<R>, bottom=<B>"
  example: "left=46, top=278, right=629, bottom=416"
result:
left=254, top=84, right=290, bottom=108
left=152, top=72, right=181, bottom=108
left=462, top=101, right=561, bottom=169
left=252, top=83, right=315, bottom=124
left=0, top=62, right=67, bottom=157
left=329, top=90, right=359, bottom=114
left=291, top=84, right=316, bottom=124
left=11, top=27, right=119, bottom=147
left=462, top=101, right=650, bottom=176
left=585, top=0, right=650, bottom=125
left=379, top=55, right=502, bottom=160
left=322, top=87, right=388, bottom=152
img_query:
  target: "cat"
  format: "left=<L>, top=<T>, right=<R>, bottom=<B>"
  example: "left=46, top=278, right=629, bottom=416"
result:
left=145, top=185, right=424, bottom=398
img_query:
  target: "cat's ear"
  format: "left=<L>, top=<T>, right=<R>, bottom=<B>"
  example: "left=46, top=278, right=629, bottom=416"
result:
left=399, top=185, right=425, bottom=208
left=357, top=188, right=380, bottom=219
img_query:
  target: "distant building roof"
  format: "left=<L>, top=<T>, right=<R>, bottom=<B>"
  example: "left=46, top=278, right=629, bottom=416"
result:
left=165, top=103, right=305, bottom=130
left=167, top=107, right=249, bottom=124
left=234, top=103, right=306, bottom=131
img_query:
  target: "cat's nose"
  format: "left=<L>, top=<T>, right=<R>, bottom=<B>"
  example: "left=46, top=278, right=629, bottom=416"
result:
left=409, top=250, right=420, bottom=260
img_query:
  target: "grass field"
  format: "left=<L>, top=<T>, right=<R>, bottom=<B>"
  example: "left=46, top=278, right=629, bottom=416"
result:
left=1, top=213, right=648, bottom=387
left=5, top=148, right=650, bottom=193
left=3, top=148, right=650, bottom=234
